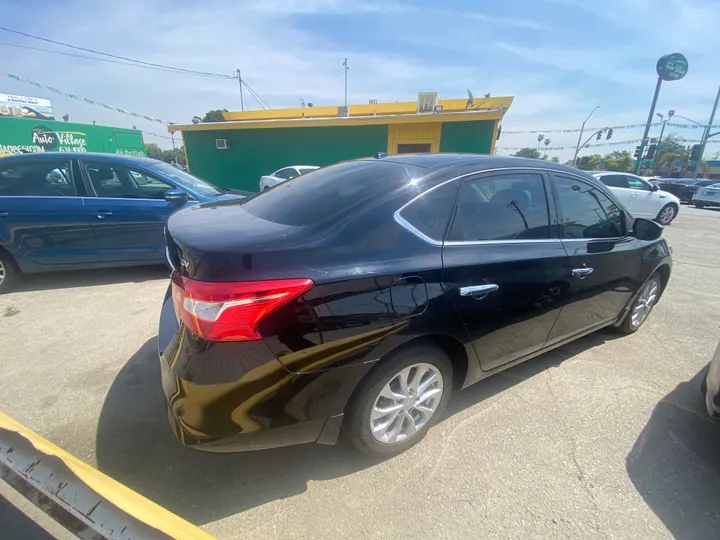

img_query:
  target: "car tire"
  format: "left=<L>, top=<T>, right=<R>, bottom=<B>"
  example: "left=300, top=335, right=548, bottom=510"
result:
left=694, top=201, right=705, bottom=209
left=0, top=248, right=19, bottom=294
left=617, top=272, right=662, bottom=334
left=344, top=340, right=453, bottom=457
left=656, top=204, right=677, bottom=225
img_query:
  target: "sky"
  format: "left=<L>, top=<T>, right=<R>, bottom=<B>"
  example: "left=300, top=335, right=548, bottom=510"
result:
left=1, top=0, right=719, bottom=161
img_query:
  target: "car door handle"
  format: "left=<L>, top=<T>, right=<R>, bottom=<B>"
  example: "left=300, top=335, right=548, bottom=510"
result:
left=572, top=266, right=594, bottom=279
left=460, top=284, right=499, bottom=297
left=96, top=211, right=113, bottom=218
left=0, top=211, right=8, bottom=217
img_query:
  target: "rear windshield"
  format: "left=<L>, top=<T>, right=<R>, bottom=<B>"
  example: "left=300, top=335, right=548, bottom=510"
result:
left=240, top=160, right=420, bottom=226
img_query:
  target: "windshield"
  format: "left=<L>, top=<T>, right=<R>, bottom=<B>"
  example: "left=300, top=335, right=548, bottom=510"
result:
left=148, top=162, right=221, bottom=197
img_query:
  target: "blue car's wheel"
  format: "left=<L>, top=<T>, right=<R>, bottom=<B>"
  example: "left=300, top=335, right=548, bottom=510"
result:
left=0, top=248, right=19, bottom=294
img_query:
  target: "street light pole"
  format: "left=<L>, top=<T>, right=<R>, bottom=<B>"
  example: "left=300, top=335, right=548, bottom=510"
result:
left=652, top=110, right=674, bottom=171
left=573, top=106, right=599, bottom=167
left=692, top=84, right=720, bottom=179
left=343, top=58, right=349, bottom=108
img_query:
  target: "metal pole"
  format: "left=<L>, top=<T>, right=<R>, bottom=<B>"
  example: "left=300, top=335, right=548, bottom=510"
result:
left=343, top=58, right=348, bottom=107
left=692, top=84, right=720, bottom=179
left=573, top=106, right=599, bottom=167
left=634, top=77, right=663, bottom=174
left=652, top=120, right=667, bottom=172
left=237, top=69, right=244, bottom=112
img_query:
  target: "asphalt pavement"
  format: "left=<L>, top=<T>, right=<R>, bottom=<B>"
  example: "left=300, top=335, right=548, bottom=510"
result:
left=1, top=206, right=719, bottom=539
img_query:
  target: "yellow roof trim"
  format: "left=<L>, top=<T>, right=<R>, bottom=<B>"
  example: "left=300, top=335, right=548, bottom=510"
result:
left=169, top=106, right=510, bottom=133
left=221, top=96, right=512, bottom=122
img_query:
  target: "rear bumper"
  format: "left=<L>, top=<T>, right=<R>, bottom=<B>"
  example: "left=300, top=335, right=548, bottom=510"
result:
left=693, top=195, right=720, bottom=206
left=157, top=295, right=365, bottom=452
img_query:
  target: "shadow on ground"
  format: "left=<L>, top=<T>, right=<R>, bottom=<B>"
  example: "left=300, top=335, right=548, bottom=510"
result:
left=95, top=329, right=621, bottom=526
left=15, top=265, right=169, bottom=292
left=627, top=368, right=720, bottom=540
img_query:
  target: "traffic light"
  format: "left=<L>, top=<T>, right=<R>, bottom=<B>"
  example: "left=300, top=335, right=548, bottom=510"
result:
left=634, top=146, right=641, bottom=158
left=690, top=144, right=702, bottom=162
left=645, top=144, right=657, bottom=159
left=596, top=130, right=603, bottom=140
left=606, top=128, right=613, bottom=140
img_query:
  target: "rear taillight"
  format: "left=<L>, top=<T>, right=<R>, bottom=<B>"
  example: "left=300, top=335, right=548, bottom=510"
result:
left=171, top=275, right=313, bottom=342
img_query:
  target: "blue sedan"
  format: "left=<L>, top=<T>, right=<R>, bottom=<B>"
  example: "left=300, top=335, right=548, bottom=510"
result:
left=0, top=152, right=246, bottom=292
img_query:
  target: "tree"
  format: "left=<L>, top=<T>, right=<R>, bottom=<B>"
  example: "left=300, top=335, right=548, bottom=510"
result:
left=161, top=147, right=186, bottom=166
left=576, top=154, right=601, bottom=170
left=603, top=150, right=633, bottom=172
left=144, top=143, right=162, bottom=160
left=512, top=147, right=542, bottom=159
left=201, top=109, right=229, bottom=123
left=550, top=156, right=560, bottom=163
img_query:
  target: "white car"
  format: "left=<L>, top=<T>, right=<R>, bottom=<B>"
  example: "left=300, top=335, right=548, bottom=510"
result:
left=259, top=165, right=319, bottom=190
left=692, top=182, right=720, bottom=209
left=590, top=171, right=680, bottom=225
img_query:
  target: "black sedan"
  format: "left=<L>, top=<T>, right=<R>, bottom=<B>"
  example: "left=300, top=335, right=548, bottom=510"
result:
left=657, top=178, right=716, bottom=203
left=159, top=154, right=672, bottom=456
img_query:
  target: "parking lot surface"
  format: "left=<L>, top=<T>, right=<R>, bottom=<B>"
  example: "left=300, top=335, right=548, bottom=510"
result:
left=1, top=207, right=719, bottom=539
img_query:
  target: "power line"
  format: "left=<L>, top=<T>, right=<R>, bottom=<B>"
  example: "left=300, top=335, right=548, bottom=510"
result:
left=242, top=80, right=271, bottom=110
left=0, top=41, right=223, bottom=77
left=0, top=25, right=235, bottom=80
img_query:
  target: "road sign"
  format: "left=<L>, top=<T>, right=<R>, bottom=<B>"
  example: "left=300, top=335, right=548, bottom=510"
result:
left=656, top=53, right=688, bottom=81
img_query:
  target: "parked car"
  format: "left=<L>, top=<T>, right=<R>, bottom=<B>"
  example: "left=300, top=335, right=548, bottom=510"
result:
left=590, top=171, right=680, bottom=225
left=693, top=183, right=720, bottom=208
left=159, top=154, right=672, bottom=457
left=259, top=165, right=319, bottom=190
left=656, top=178, right=716, bottom=203
left=0, top=152, right=245, bottom=293
left=702, top=342, right=720, bottom=420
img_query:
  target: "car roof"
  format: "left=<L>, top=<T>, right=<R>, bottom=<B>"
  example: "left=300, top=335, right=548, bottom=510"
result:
left=358, top=153, right=598, bottom=177
left=0, top=151, right=160, bottom=167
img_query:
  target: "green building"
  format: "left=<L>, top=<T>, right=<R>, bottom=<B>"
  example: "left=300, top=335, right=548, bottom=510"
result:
left=0, top=116, right=146, bottom=157
left=170, top=95, right=513, bottom=192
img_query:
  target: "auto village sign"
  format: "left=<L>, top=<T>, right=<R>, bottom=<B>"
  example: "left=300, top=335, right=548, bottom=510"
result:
left=0, top=123, right=89, bottom=154
left=31, top=125, right=88, bottom=152
left=656, top=53, right=689, bottom=82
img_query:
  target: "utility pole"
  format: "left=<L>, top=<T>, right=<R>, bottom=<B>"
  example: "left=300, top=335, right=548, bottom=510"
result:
left=236, top=69, right=244, bottom=112
left=573, top=106, right=600, bottom=167
left=692, top=84, right=720, bottom=179
left=343, top=58, right=349, bottom=107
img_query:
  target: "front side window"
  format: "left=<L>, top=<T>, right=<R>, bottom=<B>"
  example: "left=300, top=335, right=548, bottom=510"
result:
left=397, top=180, right=458, bottom=242
left=274, top=168, right=297, bottom=180
left=553, top=175, right=624, bottom=239
left=448, top=172, right=550, bottom=242
left=626, top=176, right=651, bottom=191
left=85, top=162, right=175, bottom=199
left=0, top=160, right=74, bottom=197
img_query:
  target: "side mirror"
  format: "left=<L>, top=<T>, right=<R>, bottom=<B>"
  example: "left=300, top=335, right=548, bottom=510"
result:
left=651, top=184, right=659, bottom=192
left=164, top=189, right=189, bottom=203
left=633, top=218, right=663, bottom=241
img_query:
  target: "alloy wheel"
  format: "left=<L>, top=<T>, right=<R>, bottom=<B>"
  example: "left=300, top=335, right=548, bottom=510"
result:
left=369, top=363, right=444, bottom=445
left=659, top=206, right=675, bottom=224
left=0, top=258, right=5, bottom=286
left=631, top=278, right=660, bottom=328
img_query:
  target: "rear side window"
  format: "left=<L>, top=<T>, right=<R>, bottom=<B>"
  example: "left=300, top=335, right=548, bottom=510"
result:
left=397, top=180, right=458, bottom=242
left=242, top=161, right=420, bottom=226
left=0, top=160, right=74, bottom=197
left=448, top=172, right=550, bottom=241
left=599, top=174, right=628, bottom=189
left=553, top=175, right=624, bottom=239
